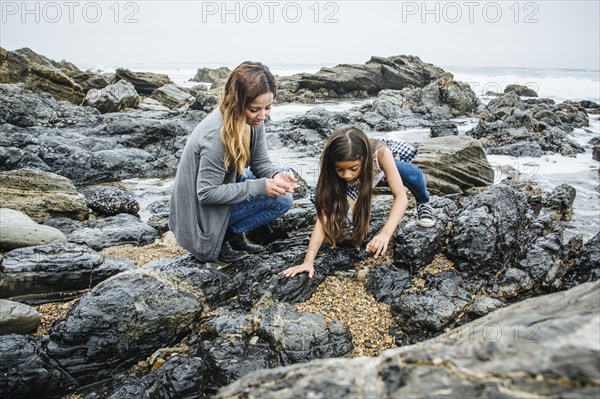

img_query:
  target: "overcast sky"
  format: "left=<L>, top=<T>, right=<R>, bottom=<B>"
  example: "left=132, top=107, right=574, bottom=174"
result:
left=1, top=0, right=599, bottom=70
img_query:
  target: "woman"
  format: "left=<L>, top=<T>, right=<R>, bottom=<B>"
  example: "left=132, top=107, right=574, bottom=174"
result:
left=169, top=62, right=298, bottom=263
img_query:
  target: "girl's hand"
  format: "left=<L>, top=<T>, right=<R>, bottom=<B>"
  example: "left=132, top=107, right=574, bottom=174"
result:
left=266, top=178, right=292, bottom=197
left=366, top=232, right=391, bottom=258
left=281, top=263, right=314, bottom=278
left=273, top=171, right=299, bottom=193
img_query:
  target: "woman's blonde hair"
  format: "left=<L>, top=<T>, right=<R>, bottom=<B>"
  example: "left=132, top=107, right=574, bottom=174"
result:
left=219, top=62, right=276, bottom=174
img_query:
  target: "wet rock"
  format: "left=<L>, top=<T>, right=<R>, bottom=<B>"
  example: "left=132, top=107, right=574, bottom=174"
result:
left=189, top=303, right=351, bottom=388
left=365, top=264, right=411, bottom=305
left=504, top=84, right=538, bottom=97
left=69, top=70, right=114, bottom=93
left=352, top=74, right=479, bottom=131
left=46, top=214, right=159, bottom=250
left=563, top=232, right=600, bottom=289
left=0, top=168, right=88, bottom=223
left=277, top=55, right=446, bottom=102
left=188, top=93, right=219, bottom=112
left=414, top=136, right=495, bottom=196
left=541, top=183, right=576, bottom=221
left=466, top=93, right=587, bottom=157
left=0, top=334, right=77, bottom=399
left=430, top=122, right=459, bottom=137
left=190, top=66, right=231, bottom=86
left=46, top=268, right=203, bottom=386
left=216, top=281, right=600, bottom=399
left=247, top=203, right=316, bottom=244
left=445, top=185, right=531, bottom=275
left=146, top=198, right=170, bottom=233
left=0, top=299, right=40, bottom=334
left=0, top=243, right=135, bottom=300
left=83, top=79, right=140, bottom=113
left=0, top=89, right=100, bottom=128
left=151, top=84, right=194, bottom=109
left=0, top=208, right=67, bottom=251
left=80, top=185, right=140, bottom=217
left=0, top=108, right=194, bottom=184
left=88, top=356, right=212, bottom=399
left=392, top=207, right=451, bottom=273
left=114, top=68, right=172, bottom=95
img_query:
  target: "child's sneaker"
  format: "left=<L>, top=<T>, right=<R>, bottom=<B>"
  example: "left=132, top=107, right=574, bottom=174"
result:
left=416, top=203, right=435, bottom=227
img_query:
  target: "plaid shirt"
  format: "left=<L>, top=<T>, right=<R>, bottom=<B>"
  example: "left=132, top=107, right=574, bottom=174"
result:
left=311, top=138, right=418, bottom=203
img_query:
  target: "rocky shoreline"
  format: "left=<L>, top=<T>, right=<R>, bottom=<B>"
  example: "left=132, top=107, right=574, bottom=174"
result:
left=1, top=48, right=599, bottom=399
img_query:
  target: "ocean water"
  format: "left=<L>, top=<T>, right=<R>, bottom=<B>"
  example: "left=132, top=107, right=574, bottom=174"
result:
left=111, top=62, right=599, bottom=242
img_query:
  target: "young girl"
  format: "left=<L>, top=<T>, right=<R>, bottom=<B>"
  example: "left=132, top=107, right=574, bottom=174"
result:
left=282, top=126, right=434, bottom=278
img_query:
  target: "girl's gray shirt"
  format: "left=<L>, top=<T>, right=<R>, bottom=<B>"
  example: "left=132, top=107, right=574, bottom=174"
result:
left=169, top=109, right=281, bottom=261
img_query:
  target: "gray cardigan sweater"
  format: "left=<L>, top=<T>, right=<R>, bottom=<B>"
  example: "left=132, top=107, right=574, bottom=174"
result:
left=169, top=109, right=281, bottom=261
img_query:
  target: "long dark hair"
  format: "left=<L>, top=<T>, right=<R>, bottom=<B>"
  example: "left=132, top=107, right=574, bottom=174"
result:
left=219, top=62, right=276, bottom=174
left=316, top=126, right=374, bottom=248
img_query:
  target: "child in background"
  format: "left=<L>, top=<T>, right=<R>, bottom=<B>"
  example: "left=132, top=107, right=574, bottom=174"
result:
left=282, top=126, right=435, bottom=278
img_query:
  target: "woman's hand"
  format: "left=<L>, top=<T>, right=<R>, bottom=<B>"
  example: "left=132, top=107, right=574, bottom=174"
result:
left=266, top=178, right=293, bottom=197
left=281, top=262, right=315, bottom=278
left=273, top=171, right=299, bottom=193
left=366, top=232, right=392, bottom=258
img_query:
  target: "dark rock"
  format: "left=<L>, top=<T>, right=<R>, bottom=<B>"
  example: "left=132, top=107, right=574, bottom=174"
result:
left=0, top=243, right=135, bottom=300
left=190, top=303, right=351, bottom=388
left=146, top=198, right=170, bottom=233
left=114, top=68, right=172, bottom=95
left=579, top=100, right=600, bottom=109
left=190, top=67, right=231, bottom=86
left=0, top=89, right=100, bottom=128
left=430, top=122, right=459, bottom=137
left=83, top=79, right=140, bottom=113
left=466, top=93, right=587, bottom=157
left=393, top=211, right=449, bottom=273
left=563, top=232, right=600, bottom=289
left=392, top=269, right=473, bottom=340
left=365, top=264, right=411, bottom=305
left=0, top=334, right=78, bottom=399
left=188, top=93, right=219, bottom=112
left=46, top=214, right=159, bottom=250
left=541, top=183, right=576, bottom=221
left=69, top=70, right=114, bottom=93
left=46, top=268, right=202, bottom=386
left=445, top=185, right=531, bottom=275
left=276, top=55, right=446, bottom=102
left=216, top=281, right=600, bottom=399
left=80, top=185, right=140, bottom=217
left=504, top=84, right=538, bottom=97
left=91, top=356, right=212, bottom=399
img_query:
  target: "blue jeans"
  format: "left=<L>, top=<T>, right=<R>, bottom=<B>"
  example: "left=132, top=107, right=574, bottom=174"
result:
left=377, top=160, right=430, bottom=204
left=228, top=169, right=293, bottom=234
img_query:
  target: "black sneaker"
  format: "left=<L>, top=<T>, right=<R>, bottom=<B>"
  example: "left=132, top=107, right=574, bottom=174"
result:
left=217, top=240, right=248, bottom=263
left=229, top=233, right=264, bottom=254
left=416, top=203, right=435, bottom=228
